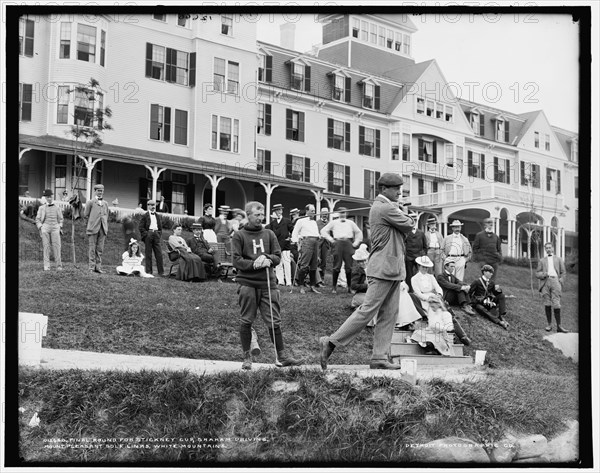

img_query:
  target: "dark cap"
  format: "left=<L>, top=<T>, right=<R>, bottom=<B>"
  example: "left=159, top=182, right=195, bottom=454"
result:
left=377, top=173, right=404, bottom=187
left=192, top=223, right=203, bottom=229
left=42, top=189, right=53, bottom=197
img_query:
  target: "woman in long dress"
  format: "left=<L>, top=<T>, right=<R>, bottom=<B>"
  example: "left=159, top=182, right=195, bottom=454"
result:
left=168, top=225, right=206, bottom=282
left=200, top=204, right=218, bottom=243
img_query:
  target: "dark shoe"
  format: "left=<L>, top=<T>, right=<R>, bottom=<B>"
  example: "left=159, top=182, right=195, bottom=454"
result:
left=95, top=268, right=106, bottom=274
left=242, top=351, right=252, bottom=370
left=319, top=336, right=334, bottom=370
left=557, top=326, right=569, bottom=333
left=462, top=305, right=476, bottom=316
left=460, top=337, right=471, bottom=346
left=277, top=350, right=303, bottom=367
left=545, top=325, right=552, bottom=331
left=369, top=360, right=401, bottom=370
left=316, top=282, right=325, bottom=288
left=310, top=286, right=321, bottom=294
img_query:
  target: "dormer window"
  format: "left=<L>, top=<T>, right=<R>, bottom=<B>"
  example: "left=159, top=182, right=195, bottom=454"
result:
left=496, top=119, right=505, bottom=141
left=360, top=79, right=380, bottom=110
left=292, top=63, right=304, bottom=90
left=394, top=32, right=402, bottom=51
left=288, top=59, right=311, bottom=92
left=258, top=51, right=272, bottom=83
left=470, top=111, right=484, bottom=135
left=330, top=70, right=351, bottom=103
left=386, top=29, right=394, bottom=49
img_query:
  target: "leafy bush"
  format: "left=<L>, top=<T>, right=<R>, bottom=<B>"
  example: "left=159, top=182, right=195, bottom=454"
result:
left=501, top=256, right=535, bottom=268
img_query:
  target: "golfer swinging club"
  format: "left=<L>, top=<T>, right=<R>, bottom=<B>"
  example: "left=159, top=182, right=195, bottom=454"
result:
left=231, top=201, right=304, bottom=370
left=319, top=173, right=415, bottom=370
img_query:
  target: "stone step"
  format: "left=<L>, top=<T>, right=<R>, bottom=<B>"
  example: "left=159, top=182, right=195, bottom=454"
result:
left=390, top=341, right=465, bottom=357
left=391, top=354, right=473, bottom=366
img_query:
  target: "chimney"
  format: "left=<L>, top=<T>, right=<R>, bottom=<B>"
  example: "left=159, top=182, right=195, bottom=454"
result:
left=280, top=22, right=296, bottom=50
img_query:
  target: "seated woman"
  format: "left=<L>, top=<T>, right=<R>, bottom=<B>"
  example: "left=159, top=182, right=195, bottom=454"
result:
left=168, top=225, right=207, bottom=282
left=117, top=238, right=154, bottom=278
left=410, top=296, right=455, bottom=356
left=411, top=256, right=471, bottom=346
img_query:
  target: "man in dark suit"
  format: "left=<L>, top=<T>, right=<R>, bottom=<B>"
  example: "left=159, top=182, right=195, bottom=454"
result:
left=266, top=203, right=295, bottom=286
left=139, top=199, right=164, bottom=277
left=436, top=259, right=476, bottom=315
left=404, top=220, right=428, bottom=291
left=469, top=265, right=509, bottom=330
left=188, top=222, right=219, bottom=274
left=157, top=195, right=170, bottom=213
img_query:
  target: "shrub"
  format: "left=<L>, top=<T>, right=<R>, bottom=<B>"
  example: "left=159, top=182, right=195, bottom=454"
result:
left=501, top=256, right=535, bottom=268
left=180, top=217, right=197, bottom=232
left=160, top=215, right=175, bottom=230
left=565, top=250, right=578, bottom=273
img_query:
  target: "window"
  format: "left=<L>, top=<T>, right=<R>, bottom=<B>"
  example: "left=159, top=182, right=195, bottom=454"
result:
left=171, top=172, right=188, bottom=214
left=19, top=18, right=34, bottom=57
left=546, top=168, right=561, bottom=193
left=494, top=157, right=510, bottom=184
left=333, top=74, right=345, bottom=101
left=378, top=26, right=385, bottom=46
left=468, top=151, right=485, bottom=179
left=364, top=170, right=381, bottom=199
left=391, top=132, right=400, bottom=160
left=221, top=14, right=233, bottom=35
left=418, top=139, right=436, bottom=163
left=327, top=119, right=350, bottom=151
left=60, top=22, right=71, bottom=58
left=456, top=146, right=464, bottom=170
left=386, top=29, right=394, bottom=49
left=570, top=140, right=578, bottom=162
left=211, top=115, right=239, bottom=152
left=402, top=133, right=411, bottom=161
left=359, top=126, right=380, bottom=157
left=445, top=144, right=454, bottom=166
left=74, top=88, right=93, bottom=126
left=57, top=86, right=70, bottom=124
left=153, top=14, right=166, bottom=21
left=257, top=103, right=271, bottom=135
left=291, top=63, right=304, bottom=90
left=77, top=24, right=96, bottom=62
left=256, top=149, right=271, bottom=174
left=574, top=176, right=578, bottom=198
left=148, top=44, right=165, bottom=80
left=496, top=119, right=505, bottom=142
left=470, top=111, right=484, bottom=135
left=402, top=174, right=411, bottom=198
left=362, top=83, right=380, bottom=109
left=150, top=104, right=171, bottom=141
left=258, top=54, right=265, bottom=81
left=545, top=134, right=550, bottom=151
left=435, top=103, right=444, bottom=120
left=418, top=178, right=425, bottom=195
left=426, top=100, right=434, bottom=117
left=286, top=109, right=304, bottom=142
left=100, top=30, right=106, bottom=66
left=54, top=155, right=67, bottom=196
left=360, top=21, right=368, bottom=41
left=370, top=23, right=377, bottom=43
left=445, top=105, right=453, bottom=122
left=416, top=97, right=424, bottom=115
left=534, top=131, right=540, bottom=148
left=174, top=109, right=188, bottom=145
left=352, top=19, right=360, bottom=38
left=286, top=154, right=310, bottom=182
left=19, top=83, right=32, bottom=122
left=394, top=32, right=402, bottom=51
left=403, top=34, right=411, bottom=54
left=213, top=58, right=238, bottom=92
left=177, top=16, right=188, bottom=27
left=146, top=43, right=195, bottom=86
left=520, top=161, right=540, bottom=188
left=328, top=162, right=350, bottom=194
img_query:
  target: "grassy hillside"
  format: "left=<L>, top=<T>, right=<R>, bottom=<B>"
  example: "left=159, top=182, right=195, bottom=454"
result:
left=17, top=219, right=579, bottom=375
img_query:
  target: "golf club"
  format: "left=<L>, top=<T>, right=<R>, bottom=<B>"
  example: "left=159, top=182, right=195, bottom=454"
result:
left=266, top=266, right=283, bottom=367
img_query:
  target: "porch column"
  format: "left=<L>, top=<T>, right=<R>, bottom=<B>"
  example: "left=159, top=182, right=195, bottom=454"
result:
left=494, top=217, right=499, bottom=235
left=205, top=174, right=225, bottom=210
left=78, top=155, right=104, bottom=201
left=143, top=165, right=167, bottom=202
left=259, top=182, right=280, bottom=218
left=324, top=197, right=340, bottom=214
left=310, top=189, right=323, bottom=216
left=507, top=220, right=515, bottom=258
left=414, top=211, right=423, bottom=229
left=19, top=148, right=32, bottom=160
left=559, top=227, right=565, bottom=259
left=440, top=221, right=447, bottom=237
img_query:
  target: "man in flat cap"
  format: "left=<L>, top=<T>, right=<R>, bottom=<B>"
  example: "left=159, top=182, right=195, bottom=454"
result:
left=84, top=184, right=110, bottom=273
left=468, top=264, right=509, bottom=330
left=425, top=217, right=444, bottom=276
left=266, top=204, right=295, bottom=286
left=442, top=220, right=472, bottom=282
left=319, top=173, right=415, bottom=370
left=36, top=189, right=64, bottom=271
left=139, top=199, right=164, bottom=277
left=472, top=217, right=502, bottom=279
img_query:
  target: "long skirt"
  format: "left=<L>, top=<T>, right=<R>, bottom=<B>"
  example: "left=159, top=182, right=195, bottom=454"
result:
left=177, top=252, right=206, bottom=281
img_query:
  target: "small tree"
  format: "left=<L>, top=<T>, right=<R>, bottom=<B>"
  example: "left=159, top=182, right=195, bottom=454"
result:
left=65, top=78, right=113, bottom=266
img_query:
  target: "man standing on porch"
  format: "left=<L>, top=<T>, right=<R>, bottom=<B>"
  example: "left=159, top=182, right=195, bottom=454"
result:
left=84, top=184, right=110, bottom=273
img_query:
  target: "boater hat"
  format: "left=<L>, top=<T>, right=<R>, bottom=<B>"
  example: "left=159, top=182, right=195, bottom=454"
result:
left=289, top=208, right=299, bottom=214
left=272, top=204, right=284, bottom=211
left=415, top=256, right=434, bottom=268
left=192, top=223, right=203, bottom=229
left=450, top=220, right=463, bottom=227
left=427, top=217, right=438, bottom=226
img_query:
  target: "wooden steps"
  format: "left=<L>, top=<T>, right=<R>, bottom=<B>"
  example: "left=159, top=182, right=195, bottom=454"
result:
left=390, top=325, right=473, bottom=366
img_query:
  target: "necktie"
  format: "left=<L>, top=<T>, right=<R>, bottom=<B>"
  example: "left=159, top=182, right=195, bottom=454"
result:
left=151, top=212, right=155, bottom=215
left=48, top=204, right=54, bottom=207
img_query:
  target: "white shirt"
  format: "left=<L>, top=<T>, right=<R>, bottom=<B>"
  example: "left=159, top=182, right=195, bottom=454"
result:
left=320, top=219, right=362, bottom=244
left=149, top=212, right=158, bottom=231
left=448, top=233, right=464, bottom=256
left=291, top=217, right=320, bottom=243
left=429, top=232, right=439, bottom=248
left=547, top=255, right=558, bottom=277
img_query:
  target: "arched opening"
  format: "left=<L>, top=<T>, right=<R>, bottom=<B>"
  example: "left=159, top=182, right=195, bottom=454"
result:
left=516, top=211, right=544, bottom=259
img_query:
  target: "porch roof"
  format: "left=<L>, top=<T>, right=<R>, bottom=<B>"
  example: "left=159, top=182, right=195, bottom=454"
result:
left=19, top=134, right=325, bottom=192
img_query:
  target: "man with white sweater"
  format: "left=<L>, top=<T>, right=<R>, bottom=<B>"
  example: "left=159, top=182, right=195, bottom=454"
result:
left=35, top=189, right=64, bottom=271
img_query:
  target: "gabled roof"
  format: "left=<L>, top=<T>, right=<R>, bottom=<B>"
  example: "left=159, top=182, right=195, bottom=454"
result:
left=514, top=110, right=544, bottom=145
left=383, top=60, right=434, bottom=111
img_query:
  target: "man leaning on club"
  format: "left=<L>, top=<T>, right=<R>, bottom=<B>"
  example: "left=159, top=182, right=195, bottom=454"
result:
left=319, top=173, right=415, bottom=370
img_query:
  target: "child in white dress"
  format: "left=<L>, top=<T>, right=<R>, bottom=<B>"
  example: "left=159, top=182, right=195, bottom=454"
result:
left=117, top=238, right=154, bottom=278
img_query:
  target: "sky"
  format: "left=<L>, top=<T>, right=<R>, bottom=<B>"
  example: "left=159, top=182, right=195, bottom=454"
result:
left=256, top=12, right=580, bottom=132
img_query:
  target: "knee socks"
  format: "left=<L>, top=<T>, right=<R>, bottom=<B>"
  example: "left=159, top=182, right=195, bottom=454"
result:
left=545, top=306, right=552, bottom=324
left=332, top=270, right=340, bottom=288
left=268, top=326, right=284, bottom=353
left=345, top=271, right=352, bottom=289
left=554, top=308, right=561, bottom=326
left=240, top=323, right=252, bottom=352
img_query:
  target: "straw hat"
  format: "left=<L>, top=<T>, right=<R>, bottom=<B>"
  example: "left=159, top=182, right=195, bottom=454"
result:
left=450, top=219, right=463, bottom=227
left=415, top=255, right=434, bottom=267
